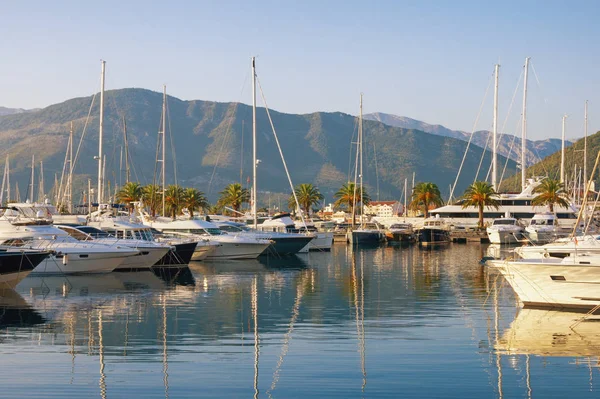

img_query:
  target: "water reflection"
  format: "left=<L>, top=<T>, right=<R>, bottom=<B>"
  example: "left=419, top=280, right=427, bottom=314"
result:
left=1, top=244, right=600, bottom=398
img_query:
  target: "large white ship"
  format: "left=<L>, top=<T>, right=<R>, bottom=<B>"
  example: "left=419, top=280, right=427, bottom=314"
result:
left=429, top=178, right=578, bottom=227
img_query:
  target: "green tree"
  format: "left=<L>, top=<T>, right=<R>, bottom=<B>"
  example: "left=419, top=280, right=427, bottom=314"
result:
left=182, top=187, right=209, bottom=218
left=532, top=179, right=570, bottom=212
left=165, top=185, right=184, bottom=219
left=142, top=184, right=162, bottom=217
left=460, top=181, right=500, bottom=229
left=218, top=183, right=250, bottom=214
left=288, top=183, right=324, bottom=216
left=410, top=182, right=443, bottom=218
left=116, top=182, right=142, bottom=213
left=334, top=182, right=371, bottom=226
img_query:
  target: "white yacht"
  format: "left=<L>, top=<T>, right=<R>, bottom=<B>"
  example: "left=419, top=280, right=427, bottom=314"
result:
left=430, top=178, right=578, bottom=227
left=136, top=207, right=271, bottom=260
left=515, top=234, right=600, bottom=259
left=215, top=220, right=313, bottom=256
left=488, top=253, right=600, bottom=309
left=486, top=217, right=526, bottom=245
left=0, top=203, right=139, bottom=274
left=292, top=220, right=334, bottom=252
left=87, top=208, right=217, bottom=262
left=55, top=225, right=171, bottom=271
left=524, top=212, right=571, bottom=244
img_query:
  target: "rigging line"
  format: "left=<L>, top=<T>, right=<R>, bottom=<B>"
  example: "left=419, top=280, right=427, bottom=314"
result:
left=530, top=61, right=548, bottom=105
left=256, top=75, right=308, bottom=227
left=347, top=117, right=359, bottom=183
left=208, top=71, right=251, bottom=195
left=477, top=128, right=492, bottom=182
left=71, top=93, right=97, bottom=180
left=484, top=67, right=523, bottom=186
left=449, top=68, right=494, bottom=202
left=166, top=97, right=178, bottom=186
left=498, top=117, right=522, bottom=190
left=207, top=72, right=250, bottom=195
left=207, top=102, right=239, bottom=195
left=152, top=107, right=162, bottom=190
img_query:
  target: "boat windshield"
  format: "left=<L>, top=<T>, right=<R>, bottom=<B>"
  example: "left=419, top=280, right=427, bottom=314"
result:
left=125, top=229, right=155, bottom=241
left=77, top=226, right=114, bottom=238
left=219, top=225, right=244, bottom=233
left=184, top=228, right=223, bottom=236
left=493, top=219, right=517, bottom=225
left=530, top=219, right=550, bottom=226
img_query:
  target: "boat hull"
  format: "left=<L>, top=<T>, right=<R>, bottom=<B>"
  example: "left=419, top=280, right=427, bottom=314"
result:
left=418, top=228, right=450, bottom=245
left=347, top=230, right=386, bottom=245
left=491, top=259, right=600, bottom=309
left=0, top=251, right=50, bottom=288
left=487, top=229, right=525, bottom=245
left=114, top=246, right=170, bottom=271
left=190, top=242, right=219, bottom=261
left=266, top=236, right=314, bottom=255
left=31, top=252, right=129, bottom=275
left=206, top=242, right=271, bottom=260
left=154, top=242, right=197, bottom=266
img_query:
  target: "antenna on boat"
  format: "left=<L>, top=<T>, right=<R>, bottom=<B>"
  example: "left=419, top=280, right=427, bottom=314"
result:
left=521, top=57, right=530, bottom=191
left=492, top=64, right=499, bottom=190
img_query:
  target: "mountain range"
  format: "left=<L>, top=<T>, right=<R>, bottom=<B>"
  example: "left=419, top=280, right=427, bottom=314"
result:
left=364, top=112, right=569, bottom=166
left=0, top=88, right=518, bottom=204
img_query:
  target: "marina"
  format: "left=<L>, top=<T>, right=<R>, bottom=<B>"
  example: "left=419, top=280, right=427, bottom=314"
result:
left=2, top=243, right=600, bottom=398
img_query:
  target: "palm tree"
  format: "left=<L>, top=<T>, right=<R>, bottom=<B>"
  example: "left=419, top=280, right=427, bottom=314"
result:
left=218, top=183, right=250, bottom=214
left=460, top=181, right=500, bottom=229
left=410, top=182, right=443, bottom=219
left=288, top=183, right=324, bottom=216
left=142, top=184, right=162, bottom=217
left=182, top=187, right=209, bottom=218
left=334, top=182, right=371, bottom=225
left=116, top=182, right=142, bottom=213
left=532, top=179, right=570, bottom=212
left=164, top=185, right=184, bottom=219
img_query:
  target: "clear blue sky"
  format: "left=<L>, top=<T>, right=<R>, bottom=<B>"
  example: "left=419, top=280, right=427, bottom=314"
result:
left=1, top=0, right=599, bottom=140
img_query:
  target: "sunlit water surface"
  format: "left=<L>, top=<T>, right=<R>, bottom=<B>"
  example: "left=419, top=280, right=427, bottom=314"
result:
left=1, top=243, right=599, bottom=398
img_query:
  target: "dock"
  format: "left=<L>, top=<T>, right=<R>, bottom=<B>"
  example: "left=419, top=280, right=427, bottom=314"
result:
left=449, top=229, right=489, bottom=243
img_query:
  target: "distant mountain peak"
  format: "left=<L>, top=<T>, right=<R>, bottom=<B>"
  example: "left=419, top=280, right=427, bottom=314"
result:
left=363, top=112, right=570, bottom=165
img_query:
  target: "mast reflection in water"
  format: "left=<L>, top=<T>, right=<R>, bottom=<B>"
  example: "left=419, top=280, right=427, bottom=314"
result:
left=0, top=245, right=599, bottom=398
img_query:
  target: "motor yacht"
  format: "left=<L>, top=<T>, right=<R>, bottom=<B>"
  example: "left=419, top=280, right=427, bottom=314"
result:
left=486, top=217, right=526, bottom=245
left=0, top=203, right=138, bottom=274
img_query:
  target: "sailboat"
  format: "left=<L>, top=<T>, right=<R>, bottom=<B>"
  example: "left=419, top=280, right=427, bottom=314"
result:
left=244, top=57, right=323, bottom=254
left=347, top=94, right=386, bottom=245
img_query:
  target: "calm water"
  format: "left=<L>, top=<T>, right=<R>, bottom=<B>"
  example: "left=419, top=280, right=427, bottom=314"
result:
left=1, top=243, right=599, bottom=398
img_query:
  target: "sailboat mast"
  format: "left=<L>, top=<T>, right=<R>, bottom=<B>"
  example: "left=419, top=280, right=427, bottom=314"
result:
left=29, top=154, right=35, bottom=202
left=124, top=116, right=130, bottom=184
left=404, top=177, right=408, bottom=220
left=492, top=64, right=500, bottom=190
left=98, top=60, right=106, bottom=205
left=561, top=114, right=567, bottom=183
left=359, top=93, right=364, bottom=226
left=5, top=156, right=9, bottom=203
left=38, top=161, right=44, bottom=202
left=584, top=100, right=588, bottom=190
left=521, top=57, right=530, bottom=191
left=162, top=85, right=166, bottom=217
left=252, top=57, right=258, bottom=228
left=69, top=121, right=73, bottom=213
